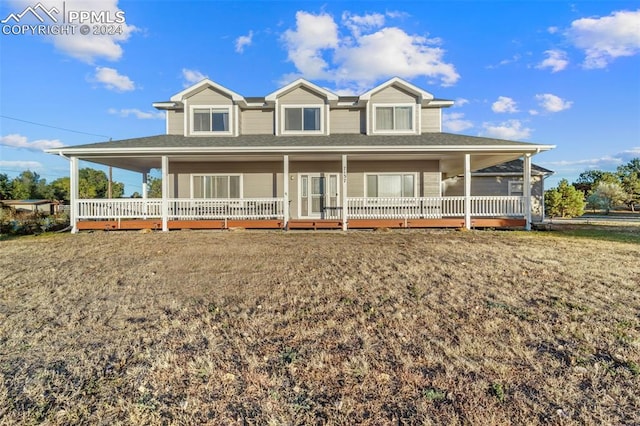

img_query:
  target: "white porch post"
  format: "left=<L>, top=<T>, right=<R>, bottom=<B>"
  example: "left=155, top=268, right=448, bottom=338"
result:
left=161, top=156, right=169, bottom=232
left=70, top=156, right=79, bottom=233
left=524, top=154, right=532, bottom=230
left=283, top=155, right=289, bottom=229
left=342, top=154, right=348, bottom=231
left=142, top=171, right=148, bottom=199
left=464, top=154, right=471, bottom=230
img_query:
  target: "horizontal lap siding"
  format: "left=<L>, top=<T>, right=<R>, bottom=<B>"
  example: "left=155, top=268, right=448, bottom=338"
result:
left=348, top=160, right=439, bottom=197
left=279, top=87, right=326, bottom=104
left=442, top=175, right=545, bottom=221
left=241, top=109, right=274, bottom=135
left=170, top=162, right=283, bottom=198
left=167, top=110, right=184, bottom=135
left=188, top=88, right=234, bottom=105
left=369, top=85, right=419, bottom=134
left=421, top=108, right=441, bottom=133
left=330, top=109, right=363, bottom=134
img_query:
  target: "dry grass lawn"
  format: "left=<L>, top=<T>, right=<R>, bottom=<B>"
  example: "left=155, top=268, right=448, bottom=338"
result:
left=1, top=226, right=639, bottom=425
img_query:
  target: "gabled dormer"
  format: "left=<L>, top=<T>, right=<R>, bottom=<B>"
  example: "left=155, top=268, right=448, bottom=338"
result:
left=265, top=79, right=339, bottom=136
left=154, top=79, right=245, bottom=137
left=359, top=77, right=452, bottom=135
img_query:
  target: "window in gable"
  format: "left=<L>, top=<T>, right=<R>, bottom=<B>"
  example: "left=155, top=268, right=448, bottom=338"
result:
left=374, top=105, right=414, bottom=132
left=283, top=106, right=321, bottom=133
left=192, top=107, right=231, bottom=134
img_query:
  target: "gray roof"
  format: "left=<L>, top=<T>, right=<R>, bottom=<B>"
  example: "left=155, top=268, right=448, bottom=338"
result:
left=476, top=159, right=554, bottom=175
left=67, top=133, right=544, bottom=151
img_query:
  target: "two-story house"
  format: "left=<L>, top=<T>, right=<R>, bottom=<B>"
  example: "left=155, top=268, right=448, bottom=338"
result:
left=48, top=77, right=554, bottom=232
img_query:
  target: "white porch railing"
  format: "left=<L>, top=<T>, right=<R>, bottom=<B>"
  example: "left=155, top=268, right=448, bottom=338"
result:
left=346, top=196, right=524, bottom=219
left=77, top=199, right=162, bottom=219
left=470, top=196, right=525, bottom=217
left=77, top=198, right=285, bottom=220
left=76, top=196, right=523, bottom=221
left=168, top=198, right=284, bottom=220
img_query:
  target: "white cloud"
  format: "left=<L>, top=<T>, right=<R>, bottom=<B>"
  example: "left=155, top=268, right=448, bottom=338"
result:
left=0, top=134, right=63, bottom=151
left=567, top=9, right=640, bottom=69
left=235, top=30, right=253, bottom=53
left=492, top=96, right=519, bottom=113
left=282, top=11, right=339, bottom=80
left=486, top=54, right=521, bottom=69
left=181, top=68, right=208, bottom=87
left=454, top=98, right=469, bottom=107
left=548, top=26, right=559, bottom=34
left=535, top=93, right=573, bottom=112
left=529, top=109, right=539, bottom=116
left=108, top=108, right=164, bottom=119
left=281, top=10, right=459, bottom=89
left=0, top=160, right=43, bottom=170
left=442, top=112, right=473, bottom=132
left=5, top=0, right=138, bottom=63
left=92, top=66, right=134, bottom=91
left=541, top=148, right=640, bottom=174
left=537, top=49, right=569, bottom=72
left=481, top=120, right=532, bottom=140
left=342, top=11, right=385, bottom=37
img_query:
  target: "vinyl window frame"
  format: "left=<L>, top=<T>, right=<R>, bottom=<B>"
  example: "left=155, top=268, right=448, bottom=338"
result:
left=280, top=104, right=324, bottom=135
left=190, top=105, right=233, bottom=136
left=371, top=103, right=416, bottom=134
left=190, top=174, right=243, bottom=199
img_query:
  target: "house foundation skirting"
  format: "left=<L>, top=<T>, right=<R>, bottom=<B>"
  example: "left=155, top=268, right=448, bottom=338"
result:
left=76, top=218, right=526, bottom=231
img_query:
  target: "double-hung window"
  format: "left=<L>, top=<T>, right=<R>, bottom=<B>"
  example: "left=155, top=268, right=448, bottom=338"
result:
left=508, top=181, right=524, bottom=197
left=192, top=175, right=241, bottom=199
left=366, top=174, right=416, bottom=198
left=283, top=106, right=322, bottom=133
left=192, top=106, right=231, bottom=134
left=374, top=105, right=414, bottom=132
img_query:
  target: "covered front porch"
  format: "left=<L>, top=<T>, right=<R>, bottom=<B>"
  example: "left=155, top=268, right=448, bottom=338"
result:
left=73, top=195, right=527, bottom=231
left=65, top=150, right=535, bottom=232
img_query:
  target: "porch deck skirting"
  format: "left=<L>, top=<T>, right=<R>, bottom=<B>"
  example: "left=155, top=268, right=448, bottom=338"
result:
left=74, top=196, right=527, bottom=230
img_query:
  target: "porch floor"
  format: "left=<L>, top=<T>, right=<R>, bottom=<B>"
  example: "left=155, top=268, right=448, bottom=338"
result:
left=76, top=218, right=526, bottom=231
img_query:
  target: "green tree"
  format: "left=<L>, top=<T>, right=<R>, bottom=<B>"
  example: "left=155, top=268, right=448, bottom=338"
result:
left=11, top=170, right=44, bottom=199
left=78, top=168, right=124, bottom=198
left=617, top=158, right=640, bottom=211
left=147, top=175, right=162, bottom=198
left=545, top=179, right=585, bottom=218
left=50, top=177, right=70, bottom=201
left=589, top=181, right=627, bottom=214
left=0, top=173, right=11, bottom=200
left=573, top=169, right=619, bottom=194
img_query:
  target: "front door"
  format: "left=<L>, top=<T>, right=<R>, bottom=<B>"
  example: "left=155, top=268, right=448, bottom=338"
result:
left=299, top=173, right=340, bottom=219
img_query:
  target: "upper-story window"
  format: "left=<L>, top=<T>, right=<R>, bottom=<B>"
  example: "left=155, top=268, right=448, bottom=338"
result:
left=191, top=106, right=232, bottom=135
left=282, top=106, right=322, bottom=134
left=373, top=104, right=414, bottom=133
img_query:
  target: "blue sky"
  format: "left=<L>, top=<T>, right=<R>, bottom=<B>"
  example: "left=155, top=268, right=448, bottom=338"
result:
left=1, top=0, right=639, bottom=195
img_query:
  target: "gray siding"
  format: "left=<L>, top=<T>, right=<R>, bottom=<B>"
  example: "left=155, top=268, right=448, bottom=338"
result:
left=241, top=109, right=274, bottom=135
left=168, top=159, right=442, bottom=219
left=370, top=85, right=418, bottom=103
left=167, top=110, right=184, bottom=135
left=188, top=87, right=234, bottom=105
left=279, top=86, right=326, bottom=105
left=330, top=108, right=363, bottom=134
left=368, top=85, right=419, bottom=134
left=442, top=175, right=545, bottom=221
left=421, top=108, right=441, bottom=133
